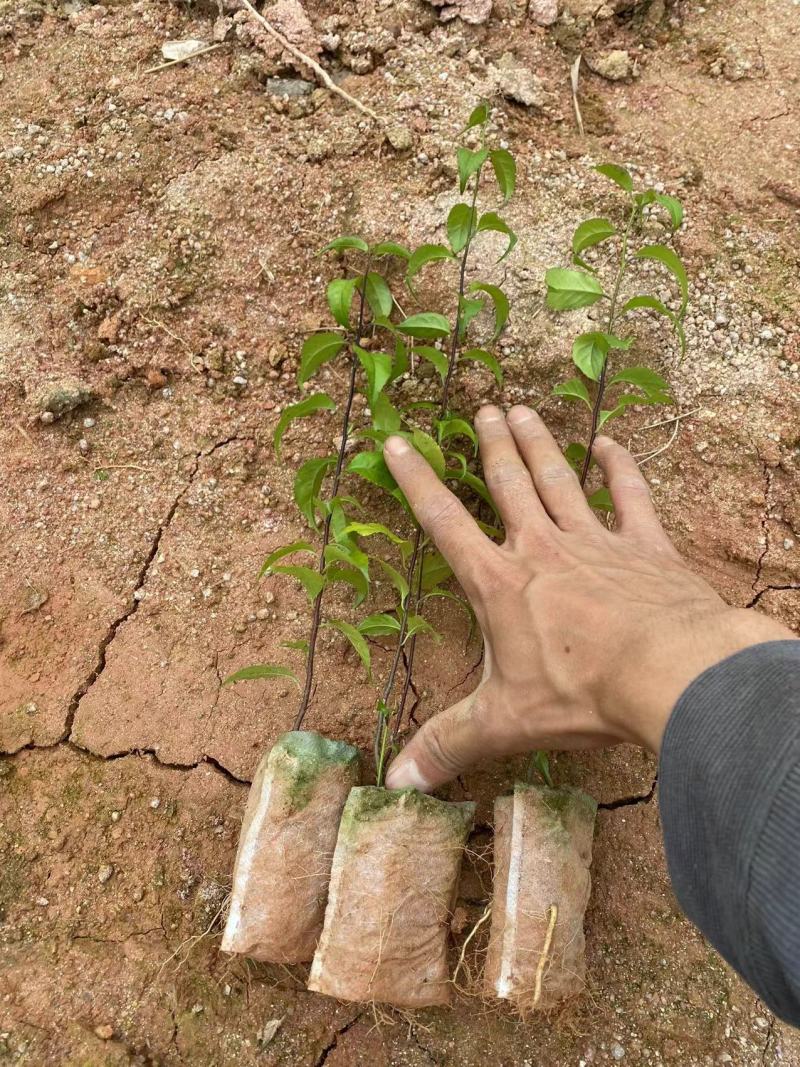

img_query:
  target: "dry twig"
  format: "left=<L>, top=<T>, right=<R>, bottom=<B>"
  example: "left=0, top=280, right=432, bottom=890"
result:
left=144, top=43, right=223, bottom=75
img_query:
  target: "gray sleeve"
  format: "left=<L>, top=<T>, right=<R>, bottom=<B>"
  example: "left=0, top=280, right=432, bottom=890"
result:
left=659, top=639, right=800, bottom=1026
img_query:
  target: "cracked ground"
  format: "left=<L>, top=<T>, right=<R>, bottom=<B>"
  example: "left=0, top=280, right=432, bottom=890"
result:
left=1, top=0, right=798, bottom=1064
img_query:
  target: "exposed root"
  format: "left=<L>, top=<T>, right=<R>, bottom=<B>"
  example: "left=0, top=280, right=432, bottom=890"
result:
left=452, top=903, right=492, bottom=990
left=532, top=904, right=558, bottom=1007
left=155, top=894, right=230, bottom=985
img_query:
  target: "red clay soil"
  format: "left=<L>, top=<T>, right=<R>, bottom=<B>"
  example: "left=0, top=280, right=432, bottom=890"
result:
left=308, top=787, right=474, bottom=1008
left=1, top=0, right=799, bottom=1063
left=221, top=730, right=360, bottom=963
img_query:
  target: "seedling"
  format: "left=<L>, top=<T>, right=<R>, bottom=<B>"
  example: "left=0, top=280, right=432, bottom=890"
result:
left=546, top=162, right=687, bottom=506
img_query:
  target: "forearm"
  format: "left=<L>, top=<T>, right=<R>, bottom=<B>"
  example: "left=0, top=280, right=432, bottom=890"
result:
left=659, top=638, right=800, bottom=1026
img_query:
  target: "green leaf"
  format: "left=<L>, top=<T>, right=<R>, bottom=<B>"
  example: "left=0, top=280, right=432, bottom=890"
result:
left=464, top=102, right=489, bottom=130
left=421, top=551, right=453, bottom=591
left=223, top=664, right=299, bottom=687
left=405, top=615, right=441, bottom=642
left=597, top=394, right=643, bottom=427
left=378, top=559, right=410, bottom=606
left=412, top=345, right=449, bottom=382
left=324, top=620, right=371, bottom=680
left=412, top=428, right=446, bottom=479
left=545, top=268, right=605, bottom=311
left=457, top=147, right=489, bottom=193
left=358, top=612, right=402, bottom=637
left=259, top=540, right=315, bottom=578
left=318, top=235, right=369, bottom=255
left=294, top=455, right=336, bottom=526
left=449, top=469, right=498, bottom=515
left=653, top=193, right=684, bottom=230
left=553, top=378, right=591, bottom=407
left=359, top=271, right=394, bottom=318
left=326, top=278, right=356, bottom=328
left=298, top=332, right=346, bottom=386
left=347, top=450, right=398, bottom=491
left=571, top=332, right=629, bottom=382
left=371, top=392, right=403, bottom=433
left=476, top=211, right=517, bottom=260
left=436, top=416, right=477, bottom=451
left=635, top=244, right=688, bottom=313
left=424, top=587, right=475, bottom=628
left=281, top=640, right=309, bottom=653
left=529, top=750, right=554, bottom=788
left=595, top=163, right=634, bottom=193
left=342, top=521, right=405, bottom=544
left=390, top=338, right=409, bottom=382
left=447, top=203, right=477, bottom=254
left=572, top=217, right=616, bottom=256
left=406, top=243, right=454, bottom=283
left=564, top=442, right=588, bottom=473
left=326, top=566, right=369, bottom=605
left=587, top=487, right=614, bottom=512
left=371, top=240, right=411, bottom=260
left=355, top=345, right=393, bottom=406
left=324, top=542, right=369, bottom=583
left=462, top=347, right=503, bottom=385
left=609, top=366, right=671, bottom=402
left=397, top=312, right=451, bottom=340
left=490, top=148, right=516, bottom=202
left=273, top=393, right=336, bottom=455
left=467, top=282, right=509, bottom=340
left=458, top=296, right=485, bottom=341
left=270, top=565, right=326, bottom=602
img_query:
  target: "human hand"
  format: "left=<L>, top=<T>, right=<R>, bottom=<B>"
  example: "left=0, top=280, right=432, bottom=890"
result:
left=382, top=406, right=793, bottom=792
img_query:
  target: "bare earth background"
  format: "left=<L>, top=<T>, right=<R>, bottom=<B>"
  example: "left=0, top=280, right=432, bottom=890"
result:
left=1, top=0, right=798, bottom=1063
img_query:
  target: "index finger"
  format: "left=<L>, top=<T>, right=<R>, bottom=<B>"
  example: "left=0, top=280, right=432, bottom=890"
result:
left=384, top=435, right=492, bottom=591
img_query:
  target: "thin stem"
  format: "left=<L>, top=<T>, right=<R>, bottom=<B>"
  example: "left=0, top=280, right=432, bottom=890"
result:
left=579, top=204, right=638, bottom=488
left=293, top=266, right=371, bottom=731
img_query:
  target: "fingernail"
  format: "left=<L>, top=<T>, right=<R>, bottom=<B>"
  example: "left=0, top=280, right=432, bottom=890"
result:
left=507, top=405, right=535, bottom=423
left=384, top=435, right=410, bottom=456
left=385, top=757, right=432, bottom=793
left=475, top=405, right=503, bottom=423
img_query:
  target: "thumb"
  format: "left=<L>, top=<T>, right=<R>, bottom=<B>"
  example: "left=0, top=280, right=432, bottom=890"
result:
left=384, top=689, right=490, bottom=793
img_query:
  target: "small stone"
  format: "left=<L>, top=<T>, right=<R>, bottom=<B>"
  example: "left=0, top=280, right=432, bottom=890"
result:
left=161, top=39, right=209, bottom=62
left=150, top=797, right=161, bottom=809
left=98, top=864, right=114, bottom=884
left=191, top=1003, right=204, bottom=1014
left=132, top=887, right=145, bottom=903
left=784, top=539, right=795, bottom=550
left=432, top=0, right=492, bottom=24
left=94, top=1024, right=114, bottom=1041
left=529, top=0, right=559, bottom=25
left=83, top=417, right=96, bottom=429
left=145, top=368, right=168, bottom=389
left=490, top=53, right=548, bottom=108
left=611, top=1045, right=625, bottom=1061
left=386, top=124, right=413, bottom=151
left=110, top=810, right=121, bottom=822
left=87, top=496, right=101, bottom=510
left=79, top=438, right=90, bottom=454
left=587, top=49, right=635, bottom=82
left=265, top=77, right=315, bottom=97
left=34, top=378, right=94, bottom=419
left=35, top=896, right=49, bottom=907
left=40, top=411, right=56, bottom=425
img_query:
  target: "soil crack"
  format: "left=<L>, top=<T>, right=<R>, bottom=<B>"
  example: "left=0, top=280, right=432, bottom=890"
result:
left=598, top=776, right=657, bottom=810
left=313, top=1011, right=363, bottom=1067
left=748, top=464, right=774, bottom=601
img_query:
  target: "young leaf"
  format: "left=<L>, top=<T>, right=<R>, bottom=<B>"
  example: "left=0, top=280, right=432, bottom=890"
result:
left=421, top=551, right=453, bottom=591
left=564, top=442, right=588, bottom=473
left=597, top=394, right=644, bottom=426
left=326, top=566, right=369, bottom=605
left=572, top=333, right=608, bottom=381
left=468, top=281, right=509, bottom=339
left=609, top=366, right=671, bottom=401
left=281, top=640, right=309, bottom=653
left=371, top=240, right=411, bottom=260
left=324, top=542, right=369, bottom=582
left=223, top=664, right=300, bottom=687
left=572, top=217, right=616, bottom=256
left=595, top=163, right=634, bottom=193
left=635, top=245, right=688, bottom=313
left=490, top=148, right=516, bottom=202
left=529, top=750, right=554, bottom=788
left=406, top=243, right=455, bottom=283
left=458, top=296, right=485, bottom=341
left=324, top=620, right=371, bottom=680
left=298, top=332, right=346, bottom=386
left=464, top=102, right=489, bottom=129
left=318, top=235, right=369, bottom=255
left=344, top=521, right=406, bottom=544
left=447, top=203, right=477, bottom=254
left=371, top=392, right=403, bottom=433
left=587, top=487, right=614, bottom=512
left=355, top=345, right=393, bottom=407
left=449, top=469, right=498, bottom=514
left=326, top=278, right=356, bottom=328
left=476, top=211, right=517, bottom=260
left=412, top=345, right=449, bottom=382
left=437, top=416, right=477, bottom=451
left=389, top=338, right=409, bottom=382
left=553, top=378, right=591, bottom=407
left=397, top=312, right=451, bottom=340
left=457, top=147, right=489, bottom=193
left=378, top=559, right=410, bottom=606
left=462, top=347, right=503, bottom=385
left=545, top=268, right=604, bottom=311
left=405, top=615, right=441, bottom=642
left=347, top=450, right=398, bottom=491
left=294, top=455, right=336, bottom=526
left=653, top=193, right=684, bottom=230
left=357, top=612, right=402, bottom=637
left=359, top=271, right=394, bottom=318
left=270, top=565, right=326, bottom=602
left=412, top=428, right=446, bottom=479
left=259, top=540, right=315, bottom=578
left=273, top=393, right=335, bottom=455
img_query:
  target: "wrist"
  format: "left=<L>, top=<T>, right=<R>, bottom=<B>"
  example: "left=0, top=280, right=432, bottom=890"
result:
left=604, top=607, right=797, bottom=753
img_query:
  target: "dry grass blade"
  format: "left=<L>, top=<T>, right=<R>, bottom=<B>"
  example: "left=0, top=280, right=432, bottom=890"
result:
left=570, top=55, right=585, bottom=137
